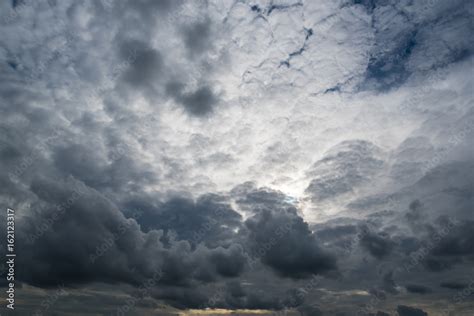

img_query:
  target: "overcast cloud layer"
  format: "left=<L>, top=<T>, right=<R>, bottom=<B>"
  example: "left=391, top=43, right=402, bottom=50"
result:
left=0, top=0, right=473, bottom=315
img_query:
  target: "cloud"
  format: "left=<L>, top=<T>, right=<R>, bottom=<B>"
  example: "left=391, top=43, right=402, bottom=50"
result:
left=360, top=0, right=473, bottom=90
left=405, top=284, right=432, bottom=294
left=297, top=304, right=324, bottom=316
left=305, top=140, right=385, bottom=202
left=430, top=220, right=474, bottom=257
left=360, top=228, right=396, bottom=259
left=0, top=173, right=250, bottom=307
left=396, top=305, right=428, bottom=316
left=0, top=0, right=473, bottom=313
left=170, top=85, right=219, bottom=116
left=181, top=18, right=213, bottom=56
left=439, top=281, right=469, bottom=290
left=125, top=194, right=242, bottom=247
left=119, top=40, right=163, bottom=90
left=243, top=187, right=337, bottom=278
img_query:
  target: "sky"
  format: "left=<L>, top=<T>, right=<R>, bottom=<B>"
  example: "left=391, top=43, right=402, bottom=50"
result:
left=0, top=0, right=473, bottom=315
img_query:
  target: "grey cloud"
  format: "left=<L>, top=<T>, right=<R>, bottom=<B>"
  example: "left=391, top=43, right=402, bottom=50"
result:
left=104, top=3, right=221, bottom=117
left=359, top=0, right=473, bottom=90
left=124, top=194, right=242, bottom=248
left=305, top=140, right=385, bottom=202
left=232, top=182, right=296, bottom=214
left=181, top=18, right=213, bottom=56
left=53, top=141, right=157, bottom=195
left=119, top=41, right=163, bottom=90
left=405, top=284, right=432, bottom=294
left=430, top=220, right=474, bottom=257
left=439, top=281, right=468, bottom=290
left=210, top=246, right=246, bottom=277
left=149, top=285, right=209, bottom=309
left=166, top=81, right=219, bottom=116
left=53, top=143, right=110, bottom=188
left=380, top=270, right=399, bottom=295
left=126, top=0, right=177, bottom=17
left=0, top=173, right=248, bottom=307
left=179, top=86, right=218, bottom=116
left=389, top=137, right=436, bottom=186
left=1, top=0, right=473, bottom=313
left=315, top=224, right=358, bottom=241
left=297, top=304, right=324, bottom=316
left=360, top=228, right=396, bottom=259
left=245, top=199, right=337, bottom=278
left=418, top=219, right=474, bottom=272
left=217, top=185, right=338, bottom=281
left=314, top=224, right=359, bottom=252
left=396, top=305, right=428, bottom=316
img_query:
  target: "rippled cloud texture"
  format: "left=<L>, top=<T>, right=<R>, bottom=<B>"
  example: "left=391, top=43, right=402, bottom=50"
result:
left=0, top=0, right=473, bottom=315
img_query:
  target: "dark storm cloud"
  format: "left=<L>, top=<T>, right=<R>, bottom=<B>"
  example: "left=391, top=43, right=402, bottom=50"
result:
left=147, top=265, right=302, bottom=310
left=360, top=228, right=396, bottom=259
left=297, top=304, right=324, bottom=316
left=244, top=189, right=337, bottom=278
left=0, top=100, right=248, bottom=303
left=380, top=271, right=399, bottom=295
left=239, top=292, right=282, bottom=310
left=0, top=77, right=327, bottom=309
left=8, top=175, right=248, bottom=291
left=396, top=305, right=428, bottom=316
left=404, top=217, right=474, bottom=273
left=405, top=200, right=424, bottom=222
left=315, top=224, right=358, bottom=241
left=440, top=281, right=469, bottom=290
left=17, top=177, right=149, bottom=287
left=312, top=218, right=405, bottom=263
left=343, top=136, right=473, bottom=283
left=0, top=123, right=323, bottom=310
left=149, top=286, right=211, bottom=309
left=314, top=224, right=359, bottom=251
left=430, top=220, right=474, bottom=257
left=405, top=284, right=432, bottom=294
left=209, top=245, right=247, bottom=277
left=124, top=193, right=242, bottom=248
left=53, top=144, right=110, bottom=188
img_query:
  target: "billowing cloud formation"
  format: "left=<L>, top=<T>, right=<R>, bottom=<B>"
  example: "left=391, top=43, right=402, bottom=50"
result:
left=305, top=140, right=385, bottom=202
left=17, top=176, right=248, bottom=289
left=243, top=187, right=337, bottom=278
left=0, top=0, right=473, bottom=314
